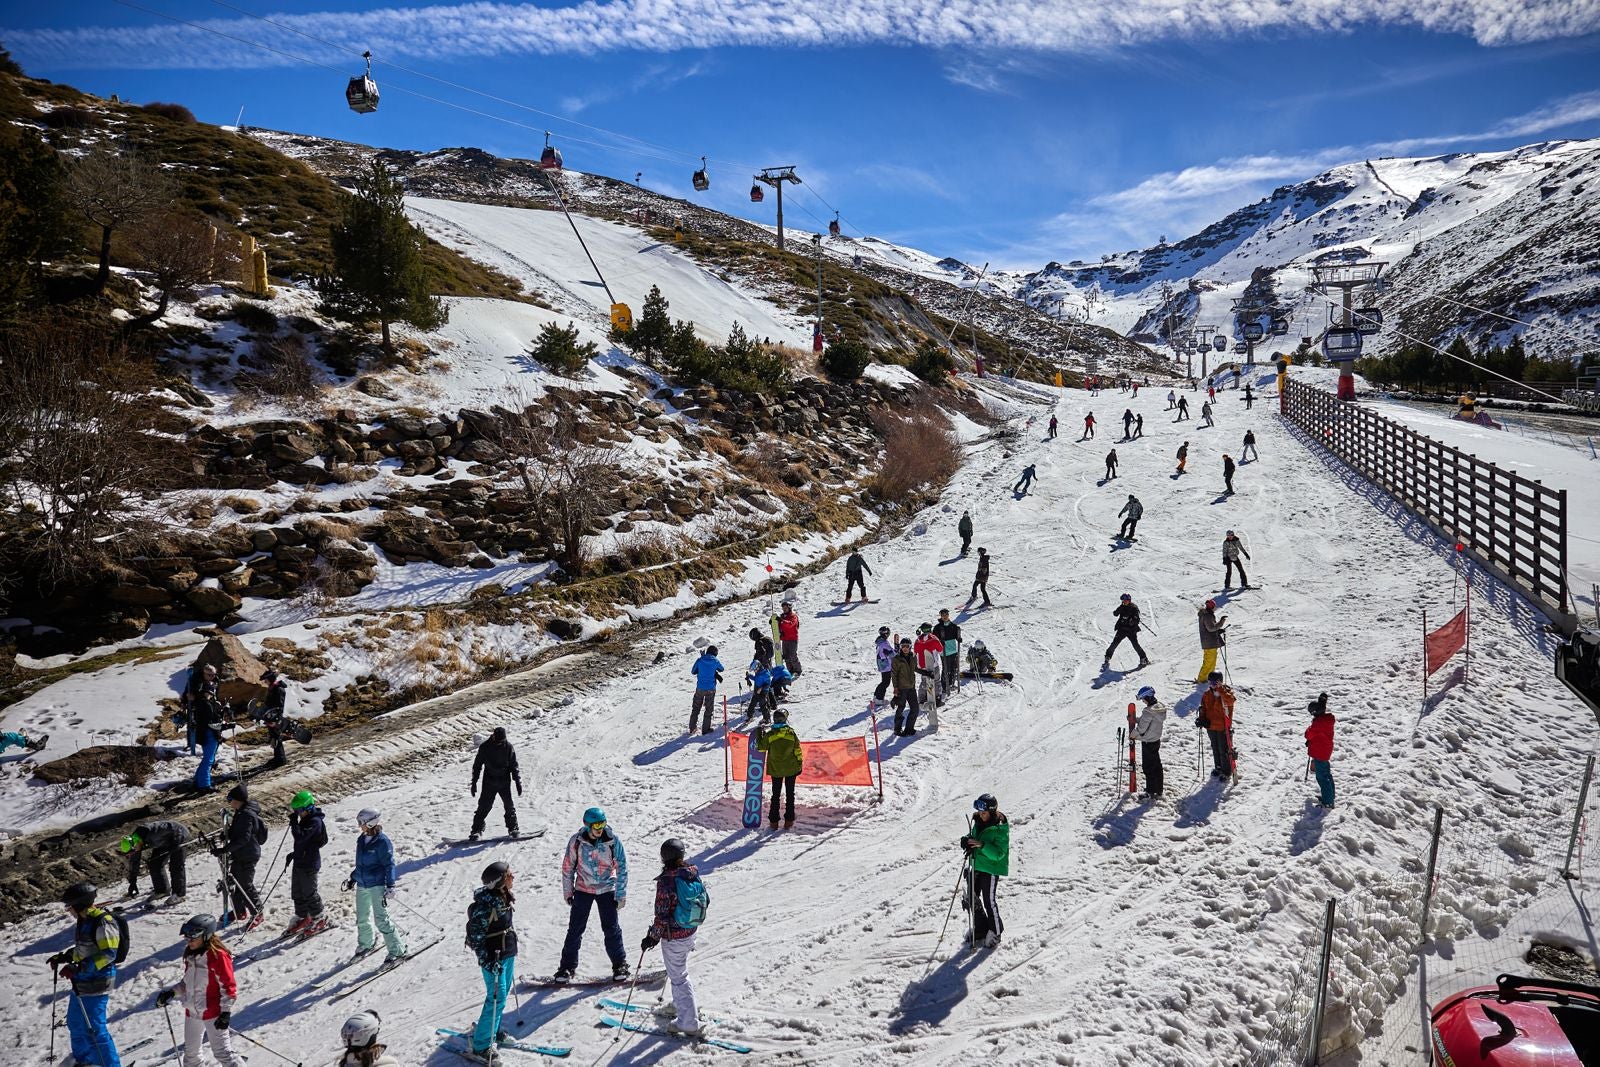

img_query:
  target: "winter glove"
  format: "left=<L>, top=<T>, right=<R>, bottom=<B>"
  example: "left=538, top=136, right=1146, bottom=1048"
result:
left=959, top=836, right=976, bottom=853
left=564, top=894, right=573, bottom=904
left=215, top=1012, right=230, bottom=1031
left=640, top=934, right=659, bottom=952
left=470, top=781, right=477, bottom=796
left=516, top=783, right=523, bottom=797
left=156, top=988, right=175, bottom=1007
left=616, top=897, right=626, bottom=910
left=342, top=878, right=355, bottom=892
left=46, top=951, right=69, bottom=969
left=58, top=963, right=77, bottom=981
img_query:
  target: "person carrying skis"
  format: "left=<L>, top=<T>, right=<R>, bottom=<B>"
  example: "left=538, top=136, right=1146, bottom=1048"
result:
left=121, top=819, right=190, bottom=904
left=1222, top=452, right=1236, bottom=494
left=339, top=1012, right=400, bottom=1067
left=0, top=728, right=45, bottom=754
left=345, top=809, right=404, bottom=962
left=1175, top=441, right=1189, bottom=475
left=465, top=862, right=518, bottom=1062
left=934, top=609, right=962, bottom=691
left=253, top=669, right=290, bottom=767
left=214, top=785, right=266, bottom=929
left=966, top=640, right=998, bottom=677
left=688, top=646, right=723, bottom=737
left=777, top=601, right=802, bottom=676
left=1242, top=429, right=1258, bottom=462
left=1081, top=413, right=1096, bottom=440
left=469, top=727, right=523, bottom=841
left=1197, top=671, right=1235, bottom=779
left=1132, top=686, right=1167, bottom=799
left=1222, top=531, right=1251, bottom=588
left=1305, top=693, right=1335, bottom=808
left=1166, top=390, right=1176, bottom=410
left=890, top=638, right=921, bottom=736
left=49, top=882, right=123, bottom=1067
left=1194, top=600, right=1227, bottom=683
left=1134, top=413, right=1144, bottom=439
left=957, top=511, right=974, bottom=556
left=286, top=790, right=328, bottom=937
left=1047, top=415, right=1058, bottom=439
left=1117, top=494, right=1142, bottom=540
left=642, top=839, right=709, bottom=1037
left=757, top=709, right=803, bottom=828
left=1104, top=448, right=1118, bottom=481
left=556, top=808, right=629, bottom=983
left=914, top=623, right=944, bottom=710
left=873, top=626, right=895, bottom=705
left=1012, top=464, right=1037, bottom=496
left=969, top=547, right=993, bottom=607
left=156, top=914, right=244, bottom=1067
left=1176, top=396, right=1189, bottom=421
left=961, top=794, right=1009, bottom=948
left=1102, top=593, right=1150, bottom=670
left=844, top=550, right=872, bottom=603
left=747, top=627, right=773, bottom=672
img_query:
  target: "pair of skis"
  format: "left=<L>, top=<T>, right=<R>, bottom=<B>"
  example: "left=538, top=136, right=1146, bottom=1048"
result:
left=597, top=999, right=752, bottom=1053
left=438, top=1027, right=571, bottom=1059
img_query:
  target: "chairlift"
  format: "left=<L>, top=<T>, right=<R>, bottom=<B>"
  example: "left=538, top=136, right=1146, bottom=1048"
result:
left=538, top=131, right=563, bottom=171
left=1271, top=317, right=1289, bottom=336
left=345, top=51, right=379, bottom=114
left=1322, top=326, right=1364, bottom=360
left=1232, top=342, right=1248, bottom=355
left=1301, top=335, right=1314, bottom=348
left=1356, top=307, right=1383, bottom=335
left=750, top=181, right=765, bottom=203
left=692, top=156, right=709, bottom=192
left=1213, top=335, right=1227, bottom=352
left=1242, top=321, right=1265, bottom=342
left=828, top=212, right=841, bottom=237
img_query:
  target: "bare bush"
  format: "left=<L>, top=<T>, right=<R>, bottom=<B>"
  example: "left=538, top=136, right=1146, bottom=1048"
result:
left=867, top=409, right=962, bottom=507
left=238, top=333, right=320, bottom=399
left=489, top=399, right=620, bottom=578
left=127, top=209, right=236, bottom=325
left=64, top=145, right=177, bottom=293
left=140, top=102, right=196, bottom=123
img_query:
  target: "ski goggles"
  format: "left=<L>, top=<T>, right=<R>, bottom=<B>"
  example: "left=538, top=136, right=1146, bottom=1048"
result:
left=587, top=819, right=607, bottom=832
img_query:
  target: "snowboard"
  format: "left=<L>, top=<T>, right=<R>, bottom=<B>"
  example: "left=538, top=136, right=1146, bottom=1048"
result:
left=439, top=828, right=548, bottom=848
left=958, top=671, right=1013, bottom=681
left=521, top=968, right=665, bottom=989
left=741, top=722, right=768, bottom=828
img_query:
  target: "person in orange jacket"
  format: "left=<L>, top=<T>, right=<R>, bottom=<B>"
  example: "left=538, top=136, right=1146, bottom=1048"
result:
left=1196, top=671, right=1235, bottom=779
left=1304, top=693, right=1335, bottom=808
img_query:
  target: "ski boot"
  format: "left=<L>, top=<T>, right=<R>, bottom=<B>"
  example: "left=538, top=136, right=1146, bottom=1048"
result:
left=508, top=828, right=520, bottom=840
left=301, top=916, right=331, bottom=936
left=467, top=830, right=481, bottom=842
left=612, top=960, right=631, bottom=981
left=243, top=912, right=265, bottom=933
left=283, top=917, right=308, bottom=938
left=552, top=968, right=573, bottom=984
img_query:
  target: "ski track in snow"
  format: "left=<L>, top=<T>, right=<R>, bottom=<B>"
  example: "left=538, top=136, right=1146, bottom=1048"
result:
left=0, top=379, right=1592, bottom=1066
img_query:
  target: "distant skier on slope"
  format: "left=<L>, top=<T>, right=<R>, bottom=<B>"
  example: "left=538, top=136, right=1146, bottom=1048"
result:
left=1305, top=693, right=1335, bottom=809
left=1117, top=494, right=1142, bottom=540
left=1122, top=409, right=1134, bottom=438
left=844, top=549, right=872, bottom=603
left=1102, top=593, right=1150, bottom=670
left=1241, top=429, right=1258, bottom=462
left=968, top=547, right=993, bottom=607
left=1201, top=400, right=1215, bottom=427
left=1104, top=448, right=1119, bottom=481
left=1222, top=452, right=1236, bottom=494
left=1244, top=383, right=1255, bottom=409
left=873, top=626, right=895, bottom=705
left=958, top=510, right=974, bottom=556
left=470, top=728, right=523, bottom=841
left=1047, top=415, right=1058, bottom=439
left=1176, top=396, right=1190, bottom=422
left=1194, top=600, right=1227, bottom=683
left=961, top=794, right=1009, bottom=948
left=1166, top=390, right=1176, bottom=410
left=1175, top=441, right=1189, bottom=475
left=1134, top=413, right=1144, bottom=439
left=1132, top=686, right=1166, bottom=799
left=1081, top=413, right=1096, bottom=440
left=1013, top=464, right=1037, bottom=496
left=465, top=861, right=518, bottom=1062
left=1197, top=672, right=1236, bottom=779
left=1222, top=531, right=1251, bottom=588
left=556, top=807, right=629, bottom=983
left=215, top=785, right=266, bottom=929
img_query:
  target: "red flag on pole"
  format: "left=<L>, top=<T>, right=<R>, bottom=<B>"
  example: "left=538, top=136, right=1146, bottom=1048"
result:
left=1424, top=608, right=1468, bottom=676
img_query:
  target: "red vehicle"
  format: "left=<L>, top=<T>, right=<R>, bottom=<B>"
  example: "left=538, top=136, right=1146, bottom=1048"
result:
left=1431, top=973, right=1600, bottom=1066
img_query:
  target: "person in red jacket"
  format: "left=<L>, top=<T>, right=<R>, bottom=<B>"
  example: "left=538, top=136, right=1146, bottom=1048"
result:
left=157, top=914, right=244, bottom=1067
left=776, top=602, right=802, bottom=677
left=1304, top=693, right=1335, bottom=809
left=913, top=624, right=944, bottom=711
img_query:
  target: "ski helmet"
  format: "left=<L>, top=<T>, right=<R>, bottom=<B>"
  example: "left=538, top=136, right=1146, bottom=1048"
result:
left=119, top=832, right=142, bottom=854
left=772, top=708, right=788, bottom=724
left=356, top=808, right=380, bottom=828
left=342, top=1010, right=382, bottom=1049
left=660, top=838, right=687, bottom=866
left=1137, top=686, right=1156, bottom=701
left=61, top=882, right=97, bottom=911
left=1225, top=530, right=1235, bottom=537
left=973, top=793, right=998, bottom=813
left=481, top=861, right=510, bottom=887
left=290, top=790, right=316, bottom=811
left=1120, top=593, right=1131, bottom=602
left=972, top=639, right=985, bottom=650
left=180, top=914, right=217, bottom=941
left=583, top=806, right=606, bottom=828
left=1208, top=671, right=1223, bottom=683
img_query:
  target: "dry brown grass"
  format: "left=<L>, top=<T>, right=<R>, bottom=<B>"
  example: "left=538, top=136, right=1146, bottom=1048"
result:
left=866, top=409, right=962, bottom=508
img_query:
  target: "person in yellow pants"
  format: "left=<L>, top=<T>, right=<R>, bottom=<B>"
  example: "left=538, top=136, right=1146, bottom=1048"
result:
left=1195, top=599, right=1227, bottom=683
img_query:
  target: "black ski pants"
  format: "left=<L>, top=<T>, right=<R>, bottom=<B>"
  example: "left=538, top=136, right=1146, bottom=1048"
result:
left=1225, top=559, right=1249, bottom=587
left=970, top=578, right=991, bottom=606
left=1105, top=462, right=1117, bottom=480
left=228, top=857, right=261, bottom=918
left=891, top=687, right=921, bottom=734
left=942, top=653, right=959, bottom=690
left=960, top=532, right=972, bottom=555
left=1207, top=730, right=1231, bottom=775
left=1223, top=472, right=1233, bottom=492
left=873, top=671, right=892, bottom=702
left=845, top=574, right=867, bottom=600
left=970, top=869, right=1002, bottom=941
left=1118, top=517, right=1139, bottom=540
left=782, top=639, right=802, bottom=676
left=291, top=863, right=323, bottom=919
left=769, top=774, right=796, bottom=823
left=472, top=778, right=519, bottom=835
left=690, top=689, right=717, bottom=734
left=1141, top=741, right=1164, bottom=795
left=1104, top=630, right=1147, bottom=665
left=134, top=846, right=187, bottom=897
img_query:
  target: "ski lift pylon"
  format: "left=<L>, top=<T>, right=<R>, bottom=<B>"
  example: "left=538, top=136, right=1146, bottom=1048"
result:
left=692, top=156, right=709, bottom=192
left=538, top=130, right=563, bottom=171
left=345, top=51, right=379, bottom=114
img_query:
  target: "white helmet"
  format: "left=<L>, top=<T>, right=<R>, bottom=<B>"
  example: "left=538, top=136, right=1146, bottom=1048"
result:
left=972, top=640, right=986, bottom=651
left=341, top=1010, right=381, bottom=1048
left=356, top=808, right=380, bottom=828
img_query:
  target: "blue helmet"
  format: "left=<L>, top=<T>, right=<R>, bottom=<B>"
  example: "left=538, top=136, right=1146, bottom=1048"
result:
left=583, top=806, right=606, bottom=828
left=1136, top=686, right=1156, bottom=701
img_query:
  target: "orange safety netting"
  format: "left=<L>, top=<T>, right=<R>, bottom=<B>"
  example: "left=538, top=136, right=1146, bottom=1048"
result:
left=1424, top=607, right=1468, bottom=676
left=727, top=731, right=875, bottom=787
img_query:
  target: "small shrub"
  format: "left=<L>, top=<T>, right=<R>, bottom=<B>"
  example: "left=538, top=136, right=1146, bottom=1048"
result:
left=238, top=334, right=320, bottom=399
left=910, top=341, right=956, bottom=384
left=867, top=409, right=961, bottom=507
left=231, top=299, right=279, bottom=334
left=528, top=320, right=598, bottom=376
left=141, top=101, right=196, bottom=123
left=822, top=339, right=871, bottom=380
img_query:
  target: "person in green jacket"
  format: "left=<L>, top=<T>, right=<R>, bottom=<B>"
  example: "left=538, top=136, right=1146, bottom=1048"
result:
left=961, top=793, right=1010, bottom=948
left=755, top=709, right=803, bottom=828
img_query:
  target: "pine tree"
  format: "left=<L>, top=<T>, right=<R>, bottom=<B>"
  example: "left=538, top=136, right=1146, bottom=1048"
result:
left=628, top=284, right=671, bottom=358
left=0, top=124, right=71, bottom=317
left=320, top=158, right=446, bottom=356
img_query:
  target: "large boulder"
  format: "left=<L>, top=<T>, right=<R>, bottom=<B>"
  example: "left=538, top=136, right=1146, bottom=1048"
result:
left=191, top=633, right=268, bottom=703
left=185, top=583, right=243, bottom=618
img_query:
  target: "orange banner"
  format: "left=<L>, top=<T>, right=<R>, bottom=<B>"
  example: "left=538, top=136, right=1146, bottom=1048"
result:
left=728, top=731, right=875, bottom=787
left=1425, top=607, right=1467, bottom=676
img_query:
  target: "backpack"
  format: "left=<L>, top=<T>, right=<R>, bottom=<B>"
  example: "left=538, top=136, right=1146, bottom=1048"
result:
left=101, top=907, right=132, bottom=965
left=673, top=874, right=710, bottom=930
left=253, top=812, right=269, bottom=846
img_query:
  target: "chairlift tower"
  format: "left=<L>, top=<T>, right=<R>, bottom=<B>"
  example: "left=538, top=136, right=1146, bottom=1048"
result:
left=1195, top=324, right=1218, bottom=378
left=754, top=166, right=803, bottom=251
left=1309, top=261, right=1386, bottom=401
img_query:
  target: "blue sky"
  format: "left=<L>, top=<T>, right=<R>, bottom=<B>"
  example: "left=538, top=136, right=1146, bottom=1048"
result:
left=6, top=1, right=1600, bottom=268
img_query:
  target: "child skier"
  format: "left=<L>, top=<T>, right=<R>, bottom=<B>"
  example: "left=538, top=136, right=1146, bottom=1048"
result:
left=966, top=640, right=998, bottom=677
left=49, top=882, right=122, bottom=1067
left=286, top=790, right=328, bottom=937
left=872, top=626, right=895, bottom=704
left=556, top=807, right=629, bottom=983
left=465, top=862, right=518, bottom=1062
left=1197, top=672, right=1236, bottom=779
left=156, top=914, right=244, bottom=1067
left=745, top=662, right=774, bottom=723
left=688, top=646, right=723, bottom=736
left=757, top=709, right=803, bottom=828
left=1305, top=693, right=1335, bottom=808
left=339, top=1012, right=400, bottom=1067
left=642, top=839, right=709, bottom=1037
left=345, top=809, right=405, bottom=962
left=961, top=794, right=1009, bottom=948
left=1132, top=686, right=1167, bottom=799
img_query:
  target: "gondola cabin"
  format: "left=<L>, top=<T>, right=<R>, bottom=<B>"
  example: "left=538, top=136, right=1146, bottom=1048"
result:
left=1323, top=326, right=1363, bottom=360
left=1242, top=321, right=1265, bottom=342
left=538, top=131, right=562, bottom=171
left=1356, top=307, right=1383, bottom=335
left=1270, top=317, right=1289, bottom=336
left=829, top=214, right=841, bottom=237
left=750, top=182, right=765, bottom=203
left=1212, top=336, right=1227, bottom=351
left=346, top=52, right=379, bottom=114
left=692, top=157, right=709, bottom=192
left=1232, top=342, right=1248, bottom=355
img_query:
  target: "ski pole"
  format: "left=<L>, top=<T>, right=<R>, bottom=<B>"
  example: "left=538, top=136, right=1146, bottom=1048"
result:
left=388, top=892, right=447, bottom=934
left=615, top=946, right=649, bottom=1042
left=923, top=855, right=970, bottom=971
left=1304, top=758, right=1311, bottom=782
left=251, top=829, right=293, bottom=916
left=231, top=1025, right=305, bottom=1066
left=161, top=1001, right=181, bottom=1063
left=48, top=968, right=59, bottom=1060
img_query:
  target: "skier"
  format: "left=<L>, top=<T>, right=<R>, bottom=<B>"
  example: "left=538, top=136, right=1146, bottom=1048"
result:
left=49, top=882, right=123, bottom=1067
left=1243, top=383, right=1254, bottom=409
left=1201, top=400, right=1215, bottom=428
left=1047, top=414, right=1058, bottom=439
left=872, top=626, right=895, bottom=704
left=0, top=728, right=45, bottom=753
left=1207, top=382, right=1216, bottom=401
left=1222, top=531, right=1251, bottom=588
left=1166, top=390, right=1176, bottom=410
left=339, top=1012, right=400, bottom=1067
left=777, top=601, right=802, bottom=676
left=214, top=785, right=265, bottom=929
left=1102, top=593, right=1150, bottom=669
left=285, top=790, right=328, bottom=937
left=121, top=820, right=190, bottom=904
left=688, top=646, right=723, bottom=737
left=156, top=914, right=244, bottom=1067
left=968, top=547, right=993, bottom=607
left=180, top=663, right=219, bottom=758
left=556, top=807, right=628, bottom=983
left=465, top=861, right=517, bottom=1063
left=957, top=510, right=974, bottom=556
left=469, top=727, right=523, bottom=841
left=1012, top=463, right=1037, bottom=496
left=1104, top=448, right=1118, bottom=481
left=757, top=709, right=803, bottom=828
left=1194, top=600, right=1228, bottom=683
left=1242, top=429, right=1258, bottom=462
left=345, top=808, right=404, bottom=962
left=934, top=609, right=962, bottom=691
left=254, top=669, right=290, bottom=767
left=747, top=627, right=773, bottom=671
left=1081, top=413, right=1096, bottom=440
left=642, top=838, right=709, bottom=1037
left=1176, top=396, right=1190, bottom=421
left=745, top=662, right=774, bottom=724
left=1305, top=693, right=1335, bottom=808
left=1132, top=686, right=1167, bottom=799
left=966, top=640, right=998, bottom=676
left=1219, top=453, right=1235, bottom=494
left=844, top=549, right=872, bottom=603
left=1121, top=409, right=1134, bottom=438
left=1197, top=672, right=1236, bottom=779
left=1175, top=441, right=1189, bottom=475
left=890, top=637, right=921, bottom=736
left=1134, top=413, right=1144, bottom=439
left=1132, top=382, right=1140, bottom=398
left=1117, top=494, right=1142, bottom=540
left=961, top=794, right=1009, bottom=948
left=914, top=623, right=944, bottom=709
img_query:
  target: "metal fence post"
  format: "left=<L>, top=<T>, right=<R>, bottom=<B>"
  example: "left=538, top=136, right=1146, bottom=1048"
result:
left=1420, top=807, right=1443, bottom=941
left=1308, top=898, right=1338, bottom=1066
left=1563, top=755, right=1596, bottom=880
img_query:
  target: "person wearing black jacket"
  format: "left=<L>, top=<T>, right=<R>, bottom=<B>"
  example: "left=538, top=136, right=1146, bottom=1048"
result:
left=470, top=727, right=523, bottom=842
left=123, top=819, right=191, bottom=903
left=214, top=784, right=266, bottom=927
left=933, top=611, right=962, bottom=690
left=1102, top=593, right=1151, bottom=670
left=843, top=550, right=872, bottom=603
left=748, top=627, right=773, bottom=671
left=286, top=790, right=328, bottom=936
left=968, top=548, right=993, bottom=607
left=256, top=670, right=289, bottom=766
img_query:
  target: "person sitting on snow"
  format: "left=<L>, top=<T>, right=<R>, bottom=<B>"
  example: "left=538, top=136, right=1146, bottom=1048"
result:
left=0, top=729, right=46, bottom=754
left=966, top=640, right=998, bottom=677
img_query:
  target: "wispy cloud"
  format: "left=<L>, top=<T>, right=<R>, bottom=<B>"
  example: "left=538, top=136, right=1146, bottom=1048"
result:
left=853, top=162, right=961, bottom=202
left=560, top=59, right=708, bottom=114
left=9, top=0, right=1600, bottom=70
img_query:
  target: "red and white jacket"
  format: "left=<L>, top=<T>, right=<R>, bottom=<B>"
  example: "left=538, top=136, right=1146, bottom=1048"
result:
left=173, top=945, right=237, bottom=1020
left=914, top=633, right=943, bottom=673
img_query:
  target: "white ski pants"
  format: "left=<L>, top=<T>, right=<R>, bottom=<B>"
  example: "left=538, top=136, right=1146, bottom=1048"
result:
left=661, top=932, right=698, bottom=1031
left=184, top=1014, right=245, bottom=1067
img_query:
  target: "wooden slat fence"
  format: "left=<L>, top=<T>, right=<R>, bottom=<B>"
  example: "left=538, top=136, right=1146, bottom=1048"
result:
left=1283, top=379, right=1574, bottom=630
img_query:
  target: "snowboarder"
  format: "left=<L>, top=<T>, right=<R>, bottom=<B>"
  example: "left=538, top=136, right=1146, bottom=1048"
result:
left=1175, top=441, right=1189, bottom=475
left=957, top=510, right=974, bottom=556
left=890, top=638, right=921, bottom=736
left=1117, top=494, right=1142, bottom=540
left=1197, top=672, right=1236, bottom=779
left=180, top=663, right=219, bottom=758
left=1104, top=448, right=1118, bottom=481
left=345, top=809, right=404, bottom=962
left=872, top=626, right=895, bottom=704
left=642, top=839, right=708, bottom=1037
left=1241, top=429, right=1258, bottom=462
left=777, top=601, right=802, bottom=676
left=466, top=861, right=517, bottom=1062
left=1305, top=693, right=1335, bottom=808
left=253, top=669, right=290, bottom=767
left=757, top=709, right=803, bottom=827
left=156, top=914, right=244, bottom=1067
left=49, top=883, right=122, bottom=1067
left=1047, top=414, right=1058, bottom=439
left=469, top=727, right=523, bottom=841
left=1081, top=413, right=1096, bottom=440
left=285, top=790, right=328, bottom=937
left=1166, top=390, right=1176, bottom=410
left=1223, top=531, right=1251, bottom=588
left=1122, top=409, right=1134, bottom=438
left=556, top=808, right=628, bottom=983
left=844, top=550, right=872, bottom=603
left=914, top=623, right=944, bottom=709
left=122, top=819, right=190, bottom=904
left=339, top=1012, right=399, bottom=1067
left=747, top=627, right=773, bottom=671
left=1134, top=413, right=1144, bottom=439
left=1103, top=593, right=1150, bottom=669
left=1176, top=396, right=1190, bottom=421
left=966, top=640, right=997, bottom=676
left=688, top=647, right=723, bottom=736
left=934, top=609, right=962, bottom=690
left=1194, top=600, right=1227, bottom=683
left=1013, top=464, right=1037, bottom=496
left=1222, top=452, right=1236, bottom=494
left=1243, top=383, right=1254, bottom=409
left=0, top=729, right=45, bottom=754
left=214, top=785, right=265, bottom=929
left=961, top=794, right=1009, bottom=948
left=969, top=547, right=993, bottom=607
left=1132, top=686, right=1166, bottom=798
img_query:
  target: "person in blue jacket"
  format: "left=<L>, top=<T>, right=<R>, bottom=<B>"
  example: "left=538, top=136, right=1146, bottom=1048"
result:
left=769, top=663, right=793, bottom=704
left=49, top=882, right=123, bottom=1067
left=745, top=662, right=774, bottom=724
left=688, top=646, right=723, bottom=736
left=343, top=808, right=404, bottom=962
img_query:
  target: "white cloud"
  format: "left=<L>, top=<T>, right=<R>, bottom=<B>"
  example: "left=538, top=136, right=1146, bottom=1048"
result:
left=8, top=0, right=1600, bottom=69
left=561, top=59, right=708, bottom=114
